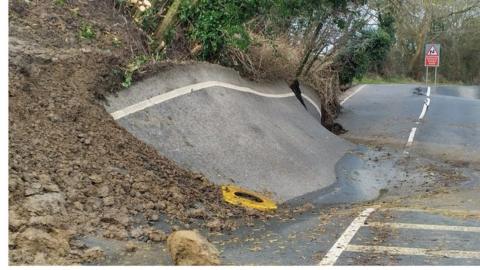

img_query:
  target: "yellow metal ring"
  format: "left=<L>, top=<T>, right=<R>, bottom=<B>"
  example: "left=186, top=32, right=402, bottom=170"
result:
left=221, top=185, right=277, bottom=211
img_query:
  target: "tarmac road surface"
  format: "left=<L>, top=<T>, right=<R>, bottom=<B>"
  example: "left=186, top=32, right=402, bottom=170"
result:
left=337, top=84, right=480, bottom=164
left=103, top=65, right=480, bottom=265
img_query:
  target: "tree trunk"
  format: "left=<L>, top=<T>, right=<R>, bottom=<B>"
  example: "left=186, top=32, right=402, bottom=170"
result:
left=408, top=9, right=431, bottom=79
left=155, top=0, right=183, bottom=42
left=295, top=21, right=324, bottom=78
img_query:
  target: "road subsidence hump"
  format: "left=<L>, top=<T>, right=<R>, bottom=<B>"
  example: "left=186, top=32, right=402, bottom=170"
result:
left=104, top=63, right=354, bottom=203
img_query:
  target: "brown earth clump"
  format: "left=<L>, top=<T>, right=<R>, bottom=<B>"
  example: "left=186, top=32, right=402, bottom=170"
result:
left=9, top=0, right=253, bottom=265
left=167, top=230, right=220, bottom=265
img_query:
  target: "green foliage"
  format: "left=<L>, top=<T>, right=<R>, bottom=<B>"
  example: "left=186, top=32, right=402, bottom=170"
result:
left=121, top=53, right=165, bottom=88
left=353, top=73, right=417, bottom=84
left=111, top=0, right=168, bottom=87
left=260, top=0, right=355, bottom=38
left=337, top=12, right=396, bottom=85
left=122, top=55, right=148, bottom=88
left=163, top=25, right=176, bottom=44
left=178, top=0, right=269, bottom=60
left=79, top=23, right=96, bottom=40
left=137, top=3, right=162, bottom=34
left=54, top=0, right=66, bottom=6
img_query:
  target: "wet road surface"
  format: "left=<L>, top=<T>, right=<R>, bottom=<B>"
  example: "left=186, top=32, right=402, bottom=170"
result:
left=99, top=76, right=480, bottom=265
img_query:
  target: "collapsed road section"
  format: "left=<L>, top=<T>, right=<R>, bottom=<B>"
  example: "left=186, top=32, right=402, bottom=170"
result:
left=105, top=63, right=354, bottom=203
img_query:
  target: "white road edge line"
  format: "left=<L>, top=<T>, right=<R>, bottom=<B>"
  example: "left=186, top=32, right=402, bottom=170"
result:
left=110, top=81, right=321, bottom=120
left=346, top=244, right=480, bottom=260
left=340, top=84, right=366, bottom=105
left=319, top=207, right=376, bottom=266
left=405, top=127, right=417, bottom=147
left=426, top=86, right=431, bottom=97
left=366, top=222, right=480, bottom=233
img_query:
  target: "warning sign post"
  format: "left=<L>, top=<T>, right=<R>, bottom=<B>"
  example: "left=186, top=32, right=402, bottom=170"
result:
left=425, top=44, right=440, bottom=67
left=424, top=43, right=441, bottom=90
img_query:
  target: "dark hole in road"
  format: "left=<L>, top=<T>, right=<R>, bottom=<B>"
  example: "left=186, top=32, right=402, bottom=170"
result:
left=289, top=79, right=307, bottom=109
left=234, top=191, right=264, bottom=203
left=289, top=79, right=348, bottom=135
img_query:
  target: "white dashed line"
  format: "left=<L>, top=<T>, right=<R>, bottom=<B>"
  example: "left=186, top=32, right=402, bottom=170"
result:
left=418, top=103, right=427, bottom=120
left=110, top=81, right=321, bottom=120
left=319, top=207, right=377, bottom=265
left=405, top=86, right=432, bottom=150
left=405, top=127, right=417, bottom=147
left=345, top=244, right=480, bottom=260
left=366, top=222, right=480, bottom=233
left=425, top=97, right=431, bottom=106
left=340, top=84, right=366, bottom=105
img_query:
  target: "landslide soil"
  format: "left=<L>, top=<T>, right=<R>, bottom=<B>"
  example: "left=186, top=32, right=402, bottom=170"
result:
left=8, top=0, right=257, bottom=265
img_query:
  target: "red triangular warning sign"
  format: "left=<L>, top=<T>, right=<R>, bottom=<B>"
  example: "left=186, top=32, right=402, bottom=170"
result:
left=427, top=46, right=438, bottom=56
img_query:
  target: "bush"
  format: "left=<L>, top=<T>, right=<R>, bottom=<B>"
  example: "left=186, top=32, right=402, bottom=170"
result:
left=178, top=0, right=269, bottom=60
left=336, top=13, right=395, bottom=85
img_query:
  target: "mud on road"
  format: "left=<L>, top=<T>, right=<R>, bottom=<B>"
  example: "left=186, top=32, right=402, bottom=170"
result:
left=8, top=0, right=261, bottom=265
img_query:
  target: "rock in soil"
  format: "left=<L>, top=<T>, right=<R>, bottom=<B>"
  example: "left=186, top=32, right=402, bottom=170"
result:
left=147, top=228, right=167, bottom=242
left=16, top=228, right=71, bottom=257
left=124, top=241, right=138, bottom=252
left=167, top=230, right=220, bottom=265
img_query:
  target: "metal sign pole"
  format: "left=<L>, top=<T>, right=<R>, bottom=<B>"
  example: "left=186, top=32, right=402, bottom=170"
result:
left=434, top=67, right=438, bottom=89
left=425, top=67, right=429, bottom=89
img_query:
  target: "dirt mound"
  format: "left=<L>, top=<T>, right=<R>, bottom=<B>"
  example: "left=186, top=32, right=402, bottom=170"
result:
left=8, top=0, right=253, bottom=265
left=167, top=230, right=220, bottom=265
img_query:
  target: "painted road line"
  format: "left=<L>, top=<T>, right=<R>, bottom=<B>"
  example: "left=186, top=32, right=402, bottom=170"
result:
left=366, top=222, right=480, bottom=233
left=110, top=81, right=321, bottom=120
left=418, top=103, right=428, bottom=120
left=340, top=84, right=366, bottom=105
left=319, top=207, right=377, bottom=266
left=345, top=244, right=480, bottom=259
left=379, top=207, right=480, bottom=216
left=425, top=97, right=430, bottom=106
left=405, top=127, right=417, bottom=147
left=418, top=98, right=431, bottom=120
left=406, top=88, right=432, bottom=151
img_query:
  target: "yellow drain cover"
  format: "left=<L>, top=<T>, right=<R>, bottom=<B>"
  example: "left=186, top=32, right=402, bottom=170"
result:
left=222, top=185, right=277, bottom=211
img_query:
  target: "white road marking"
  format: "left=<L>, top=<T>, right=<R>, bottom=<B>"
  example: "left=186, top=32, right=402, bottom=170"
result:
left=110, top=81, right=321, bottom=120
left=318, top=207, right=376, bottom=266
left=425, top=97, right=431, bottom=106
left=418, top=98, right=431, bottom=120
left=405, top=127, right=417, bottom=147
left=379, top=207, right=480, bottom=216
left=345, top=244, right=480, bottom=260
left=418, top=103, right=427, bottom=120
left=366, top=222, right=480, bottom=233
left=340, top=84, right=366, bottom=105
left=405, top=87, right=432, bottom=151
left=418, top=104, right=428, bottom=120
